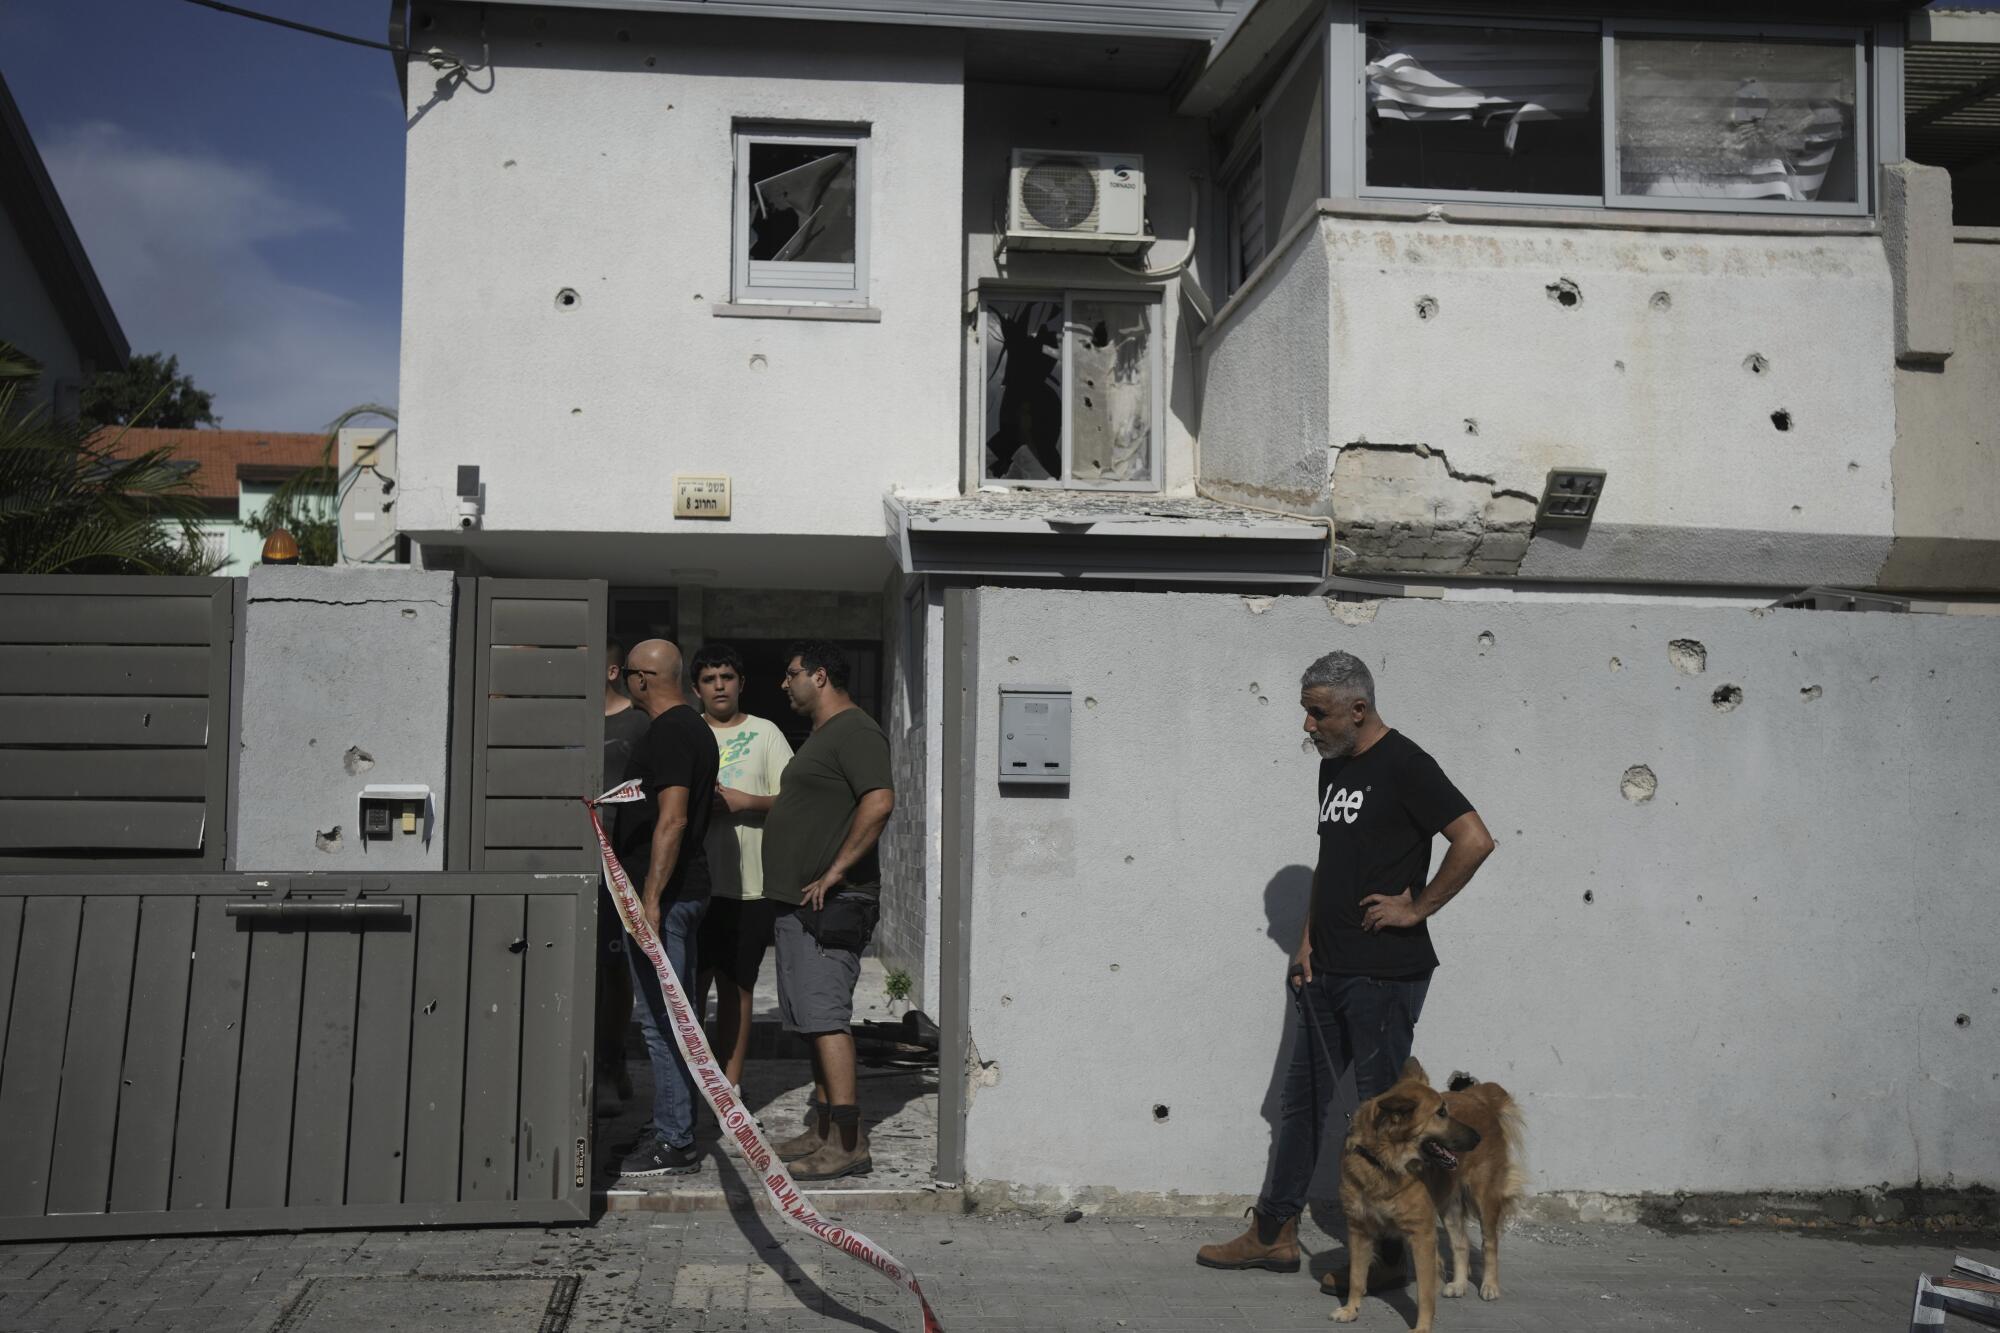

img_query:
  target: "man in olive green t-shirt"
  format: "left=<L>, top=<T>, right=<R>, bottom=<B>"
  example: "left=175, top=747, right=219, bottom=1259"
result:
left=762, top=641, right=894, bottom=1183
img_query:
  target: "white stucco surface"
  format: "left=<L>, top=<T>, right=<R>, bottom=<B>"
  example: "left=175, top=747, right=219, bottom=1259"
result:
left=1198, top=221, right=1330, bottom=513
left=235, top=568, right=455, bottom=872
left=398, top=7, right=963, bottom=544
left=962, top=587, right=1999, bottom=1201
left=1197, top=212, right=1901, bottom=583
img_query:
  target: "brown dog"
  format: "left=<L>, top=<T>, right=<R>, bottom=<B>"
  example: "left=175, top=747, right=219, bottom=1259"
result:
left=1330, top=1059, right=1527, bottom=1331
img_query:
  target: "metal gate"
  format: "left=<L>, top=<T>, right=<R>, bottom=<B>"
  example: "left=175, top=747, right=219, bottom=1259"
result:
left=0, top=872, right=596, bottom=1240
left=0, top=575, right=237, bottom=871
left=448, top=579, right=608, bottom=872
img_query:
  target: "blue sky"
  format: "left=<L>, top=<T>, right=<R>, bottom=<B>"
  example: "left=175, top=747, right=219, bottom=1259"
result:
left=1, top=0, right=403, bottom=430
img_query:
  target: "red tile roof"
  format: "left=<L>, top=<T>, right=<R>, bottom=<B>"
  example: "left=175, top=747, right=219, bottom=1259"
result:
left=93, top=428, right=327, bottom=500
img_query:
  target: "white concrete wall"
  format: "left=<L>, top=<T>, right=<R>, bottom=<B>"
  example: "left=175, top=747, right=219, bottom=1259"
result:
left=962, top=587, right=2000, bottom=1200
left=1198, top=211, right=1902, bottom=586
left=399, top=5, right=964, bottom=540
left=235, top=568, right=455, bottom=871
left=1885, top=233, right=2000, bottom=590
left=1198, top=220, right=1330, bottom=513
left=960, top=83, right=1208, bottom=496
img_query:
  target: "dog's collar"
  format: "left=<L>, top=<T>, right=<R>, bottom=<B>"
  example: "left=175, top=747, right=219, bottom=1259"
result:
left=1351, top=1144, right=1396, bottom=1177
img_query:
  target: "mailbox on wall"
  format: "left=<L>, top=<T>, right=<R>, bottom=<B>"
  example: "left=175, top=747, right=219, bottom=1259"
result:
left=998, top=686, right=1071, bottom=787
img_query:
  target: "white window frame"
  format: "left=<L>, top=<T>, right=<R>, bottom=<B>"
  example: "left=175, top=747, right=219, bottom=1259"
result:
left=1349, top=9, right=1873, bottom=217
left=978, top=288, right=1164, bottom=494
left=731, top=123, right=871, bottom=306
left=1602, top=21, right=1870, bottom=217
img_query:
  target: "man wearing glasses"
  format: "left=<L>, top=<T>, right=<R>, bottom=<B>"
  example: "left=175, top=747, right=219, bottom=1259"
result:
left=763, top=641, right=894, bottom=1181
left=611, top=639, right=720, bottom=1177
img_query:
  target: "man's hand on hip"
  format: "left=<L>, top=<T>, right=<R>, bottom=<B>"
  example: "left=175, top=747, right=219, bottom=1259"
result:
left=1359, top=888, right=1423, bottom=932
left=800, top=871, right=843, bottom=910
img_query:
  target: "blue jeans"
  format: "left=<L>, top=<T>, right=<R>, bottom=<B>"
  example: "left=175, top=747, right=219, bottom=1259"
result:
left=626, top=895, right=705, bottom=1150
left=1257, top=971, right=1431, bottom=1222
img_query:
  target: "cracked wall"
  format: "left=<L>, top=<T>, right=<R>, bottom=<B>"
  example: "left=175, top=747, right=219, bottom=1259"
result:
left=234, top=568, right=456, bottom=871
left=1332, top=442, right=1538, bottom=576
left=1197, top=213, right=1900, bottom=585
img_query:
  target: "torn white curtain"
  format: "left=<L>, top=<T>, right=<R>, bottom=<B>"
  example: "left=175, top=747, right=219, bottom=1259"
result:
left=1618, top=72, right=1850, bottom=201
left=1367, top=39, right=1597, bottom=152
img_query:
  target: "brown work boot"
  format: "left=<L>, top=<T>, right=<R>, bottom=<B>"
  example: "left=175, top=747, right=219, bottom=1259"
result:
left=1195, top=1209, right=1301, bottom=1273
left=775, top=1103, right=830, bottom=1163
left=792, top=1117, right=871, bottom=1182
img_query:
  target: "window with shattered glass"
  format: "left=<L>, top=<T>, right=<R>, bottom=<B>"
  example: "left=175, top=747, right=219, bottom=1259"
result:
left=983, top=294, right=1157, bottom=490
left=733, top=127, right=868, bottom=304
left=1352, top=14, right=1871, bottom=216
left=1364, top=20, right=1601, bottom=198
left=1612, top=35, right=1859, bottom=206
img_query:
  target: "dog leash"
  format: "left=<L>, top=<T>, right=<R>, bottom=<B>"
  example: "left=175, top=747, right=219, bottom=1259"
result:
left=584, top=780, right=946, bottom=1333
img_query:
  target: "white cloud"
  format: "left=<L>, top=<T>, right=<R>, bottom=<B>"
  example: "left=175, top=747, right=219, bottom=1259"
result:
left=42, top=122, right=398, bottom=430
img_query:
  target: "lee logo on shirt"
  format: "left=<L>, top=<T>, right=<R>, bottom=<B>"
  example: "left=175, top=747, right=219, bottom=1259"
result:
left=1320, top=786, right=1365, bottom=824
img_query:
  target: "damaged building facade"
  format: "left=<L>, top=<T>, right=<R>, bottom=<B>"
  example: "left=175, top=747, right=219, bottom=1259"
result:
left=388, top=0, right=2000, bottom=1214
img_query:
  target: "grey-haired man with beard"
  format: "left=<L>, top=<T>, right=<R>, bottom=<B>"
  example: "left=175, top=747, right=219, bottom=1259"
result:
left=1198, top=650, right=1495, bottom=1291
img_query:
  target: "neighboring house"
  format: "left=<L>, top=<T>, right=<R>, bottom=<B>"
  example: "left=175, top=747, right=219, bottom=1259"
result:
left=0, top=70, right=126, bottom=418
left=389, top=0, right=2000, bottom=1205
left=98, top=428, right=326, bottom=571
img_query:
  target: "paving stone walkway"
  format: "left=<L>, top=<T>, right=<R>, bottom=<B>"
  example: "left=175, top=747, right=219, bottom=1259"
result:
left=0, top=1211, right=1987, bottom=1333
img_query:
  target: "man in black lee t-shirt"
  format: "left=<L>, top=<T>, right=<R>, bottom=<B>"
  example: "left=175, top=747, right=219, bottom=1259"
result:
left=1198, top=650, right=1495, bottom=1286
left=612, top=639, right=719, bottom=1177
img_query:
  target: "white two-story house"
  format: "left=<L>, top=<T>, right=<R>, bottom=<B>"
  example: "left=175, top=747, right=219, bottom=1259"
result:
left=393, top=0, right=2000, bottom=1207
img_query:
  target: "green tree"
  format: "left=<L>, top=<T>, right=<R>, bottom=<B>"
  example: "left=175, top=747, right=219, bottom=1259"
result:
left=0, top=381, right=220, bottom=575
left=246, top=404, right=398, bottom=566
left=79, top=351, right=220, bottom=431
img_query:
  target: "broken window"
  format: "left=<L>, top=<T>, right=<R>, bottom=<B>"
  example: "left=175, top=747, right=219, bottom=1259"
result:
left=1612, top=35, right=1859, bottom=205
left=1365, top=20, right=1602, bottom=198
left=1356, top=16, right=1872, bottom=215
left=733, top=127, right=868, bottom=304
left=982, top=294, right=1158, bottom=490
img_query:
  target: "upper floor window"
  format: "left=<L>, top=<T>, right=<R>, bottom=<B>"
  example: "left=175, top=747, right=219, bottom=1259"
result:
left=733, top=125, right=870, bottom=304
left=1359, top=16, right=1868, bottom=215
left=982, top=292, right=1160, bottom=491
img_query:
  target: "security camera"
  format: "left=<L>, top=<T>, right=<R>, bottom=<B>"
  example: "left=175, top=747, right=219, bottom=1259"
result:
left=456, top=465, right=482, bottom=532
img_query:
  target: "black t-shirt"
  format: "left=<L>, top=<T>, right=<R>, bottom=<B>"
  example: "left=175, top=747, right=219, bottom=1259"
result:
left=1309, top=730, right=1473, bottom=978
left=614, top=704, right=720, bottom=901
left=602, top=704, right=652, bottom=792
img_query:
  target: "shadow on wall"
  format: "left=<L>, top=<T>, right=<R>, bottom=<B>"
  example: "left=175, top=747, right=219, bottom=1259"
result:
left=1254, top=863, right=1354, bottom=1211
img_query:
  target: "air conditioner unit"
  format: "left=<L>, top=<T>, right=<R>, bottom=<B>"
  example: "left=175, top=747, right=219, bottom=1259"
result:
left=1006, top=149, right=1150, bottom=253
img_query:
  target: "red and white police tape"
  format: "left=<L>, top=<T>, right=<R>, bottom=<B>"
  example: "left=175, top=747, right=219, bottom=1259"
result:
left=584, top=780, right=945, bottom=1333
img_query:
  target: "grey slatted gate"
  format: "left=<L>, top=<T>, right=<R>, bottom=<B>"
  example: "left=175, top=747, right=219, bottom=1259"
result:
left=0, top=576, right=236, bottom=871
left=448, top=579, right=608, bottom=872
left=0, top=872, right=595, bottom=1240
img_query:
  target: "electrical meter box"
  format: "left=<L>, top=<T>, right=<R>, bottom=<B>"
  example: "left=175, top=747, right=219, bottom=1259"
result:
left=998, top=686, right=1071, bottom=786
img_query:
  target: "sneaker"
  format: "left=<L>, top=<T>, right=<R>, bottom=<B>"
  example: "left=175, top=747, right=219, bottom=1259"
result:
left=619, top=1135, right=702, bottom=1177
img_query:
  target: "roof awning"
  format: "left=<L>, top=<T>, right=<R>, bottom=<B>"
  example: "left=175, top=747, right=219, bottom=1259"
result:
left=1908, top=11, right=2000, bottom=180
left=886, top=492, right=1331, bottom=586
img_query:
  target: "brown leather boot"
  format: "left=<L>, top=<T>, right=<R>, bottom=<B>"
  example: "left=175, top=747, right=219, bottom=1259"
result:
left=774, top=1103, right=830, bottom=1163
left=792, top=1113, right=871, bottom=1182
left=1195, top=1209, right=1301, bottom=1273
